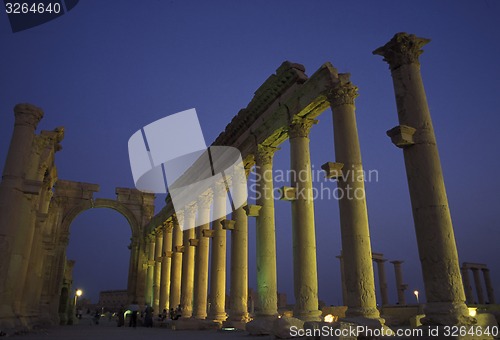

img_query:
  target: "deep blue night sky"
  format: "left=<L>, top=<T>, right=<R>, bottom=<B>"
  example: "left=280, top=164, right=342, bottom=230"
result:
left=1, top=1, right=499, bottom=306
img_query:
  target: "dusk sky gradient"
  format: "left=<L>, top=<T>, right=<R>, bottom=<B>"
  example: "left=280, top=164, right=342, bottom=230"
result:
left=1, top=1, right=499, bottom=306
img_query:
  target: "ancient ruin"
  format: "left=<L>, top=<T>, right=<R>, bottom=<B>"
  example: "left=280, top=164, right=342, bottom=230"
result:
left=0, top=33, right=498, bottom=337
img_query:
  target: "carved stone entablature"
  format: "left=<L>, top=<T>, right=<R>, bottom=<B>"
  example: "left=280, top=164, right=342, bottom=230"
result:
left=197, top=190, right=213, bottom=210
left=327, top=73, right=359, bottom=107
left=255, top=144, right=279, bottom=166
left=288, top=118, right=318, bottom=139
left=221, top=219, right=235, bottom=230
left=372, top=32, right=430, bottom=70
left=386, top=125, right=417, bottom=148
left=14, top=103, right=44, bottom=128
left=321, top=162, right=344, bottom=179
left=243, top=204, right=261, bottom=217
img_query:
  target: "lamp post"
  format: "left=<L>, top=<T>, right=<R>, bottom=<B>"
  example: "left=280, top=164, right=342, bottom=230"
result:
left=74, top=289, right=83, bottom=320
left=413, top=290, right=419, bottom=304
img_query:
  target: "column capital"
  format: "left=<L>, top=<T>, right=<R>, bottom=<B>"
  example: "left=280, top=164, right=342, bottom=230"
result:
left=197, top=190, right=213, bottom=209
left=155, top=228, right=163, bottom=238
left=162, top=220, right=174, bottom=233
left=373, top=32, right=430, bottom=70
left=184, top=203, right=197, bottom=218
left=14, top=103, right=44, bottom=128
left=255, top=144, right=279, bottom=166
left=288, top=118, right=318, bottom=139
left=327, top=74, right=359, bottom=107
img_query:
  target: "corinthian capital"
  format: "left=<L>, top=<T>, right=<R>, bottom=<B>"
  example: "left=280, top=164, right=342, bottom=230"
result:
left=255, top=144, right=278, bottom=166
left=373, top=32, right=430, bottom=70
left=14, top=103, right=44, bottom=128
left=327, top=74, right=359, bottom=107
left=288, top=118, right=318, bottom=139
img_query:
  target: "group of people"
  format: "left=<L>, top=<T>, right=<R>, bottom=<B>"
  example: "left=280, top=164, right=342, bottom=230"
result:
left=119, top=302, right=182, bottom=327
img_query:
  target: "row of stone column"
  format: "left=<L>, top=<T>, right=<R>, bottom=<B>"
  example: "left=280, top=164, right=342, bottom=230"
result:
left=461, top=263, right=495, bottom=305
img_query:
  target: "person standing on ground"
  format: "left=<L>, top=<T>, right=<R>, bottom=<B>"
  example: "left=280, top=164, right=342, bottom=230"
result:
left=128, top=301, right=139, bottom=328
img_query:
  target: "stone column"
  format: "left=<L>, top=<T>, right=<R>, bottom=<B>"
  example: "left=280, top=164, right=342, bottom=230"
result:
left=0, top=104, right=44, bottom=326
left=169, top=215, right=183, bottom=310
left=288, top=119, right=321, bottom=321
left=471, top=268, right=485, bottom=305
left=254, top=145, right=278, bottom=318
left=193, top=192, right=212, bottom=319
left=461, top=266, right=474, bottom=304
left=127, top=237, right=140, bottom=302
left=145, top=235, right=156, bottom=306
left=482, top=269, right=495, bottom=304
left=336, top=254, right=348, bottom=306
left=152, top=229, right=163, bottom=313
left=391, top=261, right=406, bottom=305
left=328, top=76, right=379, bottom=320
left=374, top=33, right=471, bottom=325
left=180, top=205, right=196, bottom=318
left=208, top=184, right=228, bottom=322
left=228, top=171, right=250, bottom=323
left=374, top=259, right=389, bottom=306
left=159, top=221, right=173, bottom=312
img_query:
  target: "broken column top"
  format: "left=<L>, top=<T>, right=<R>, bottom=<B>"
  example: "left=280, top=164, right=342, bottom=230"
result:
left=372, top=32, right=431, bottom=70
left=14, top=103, right=44, bottom=128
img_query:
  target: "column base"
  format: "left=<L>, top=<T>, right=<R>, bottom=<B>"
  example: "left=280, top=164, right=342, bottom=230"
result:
left=293, top=309, right=322, bottom=322
left=246, top=315, right=278, bottom=335
left=422, top=302, right=475, bottom=326
left=345, top=305, right=381, bottom=319
left=207, top=312, right=227, bottom=323
left=228, top=312, right=250, bottom=323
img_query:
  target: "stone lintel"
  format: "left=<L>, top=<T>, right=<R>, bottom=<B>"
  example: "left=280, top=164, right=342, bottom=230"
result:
left=244, top=204, right=261, bottom=217
left=386, top=125, right=416, bottom=148
left=279, top=186, right=297, bottom=201
left=221, top=219, right=235, bottom=230
left=202, top=229, right=215, bottom=238
left=462, top=262, right=488, bottom=270
left=189, top=238, right=199, bottom=246
left=321, top=162, right=344, bottom=179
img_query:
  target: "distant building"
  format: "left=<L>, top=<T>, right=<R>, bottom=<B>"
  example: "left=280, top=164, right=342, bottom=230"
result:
left=98, top=290, right=128, bottom=312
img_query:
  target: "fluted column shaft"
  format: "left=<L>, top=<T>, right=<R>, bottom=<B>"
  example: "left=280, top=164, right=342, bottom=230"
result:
left=471, top=268, right=485, bottom=304
left=229, top=172, right=249, bottom=322
left=288, top=119, right=321, bottom=321
left=482, top=269, right=495, bottom=304
left=152, top=230, right=163, bottom=312
left=169, top=217, right=183, bottom=309
left=254, top=145, right=278, bottom=317
left=336, top=254, right=348, bottom=306
left=374, top=33, right=470, bottom=325
left=159, top=223, right=173, bottom=312
left=145, top=235, right=156, bottom=306
left=461, top=267, right=474, bottom=304
left=328, top=77, right=379, bottom=319
left=193, top=193, right=212, bottom=319
left=391, top=261, right=406, bottom=305
left=208, top=186, right=227, bottom=321
left=0, top=104, right=44, bottom=324
left=180, top=206, right=196, bottom=318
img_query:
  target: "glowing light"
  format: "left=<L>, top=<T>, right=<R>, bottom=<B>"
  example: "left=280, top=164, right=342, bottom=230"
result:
left=468, top=307, right=477, bottom=317
left=413, top=290, right=419, bottom=304
left=324, top=314, right=335, bottom=323
left=76, top=289, right=83, bottom=297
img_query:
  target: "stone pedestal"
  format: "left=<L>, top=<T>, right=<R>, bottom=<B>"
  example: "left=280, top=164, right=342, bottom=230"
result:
left=180, top=205, right=196, bottom=318
left=169, top=216, right=183, bottom=310
left=328, top=76, right=379, bottom=320
left=193, top=193, right=212, bottom=319
left=207, top=186, right=227, bottom=322
left=288, top=119, right=321, bottom=322
left=374, top=32, right=471, bottom=325
left=254, top=145, right=278, bottom=318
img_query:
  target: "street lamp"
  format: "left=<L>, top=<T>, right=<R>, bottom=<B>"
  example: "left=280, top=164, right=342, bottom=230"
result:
left=413, top=290, right=419, bottom=304
left=74, top=289, right=83, bottom=319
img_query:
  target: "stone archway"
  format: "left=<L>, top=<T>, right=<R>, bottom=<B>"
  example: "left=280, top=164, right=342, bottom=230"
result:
left=41, top=180, right=154, bottom=324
